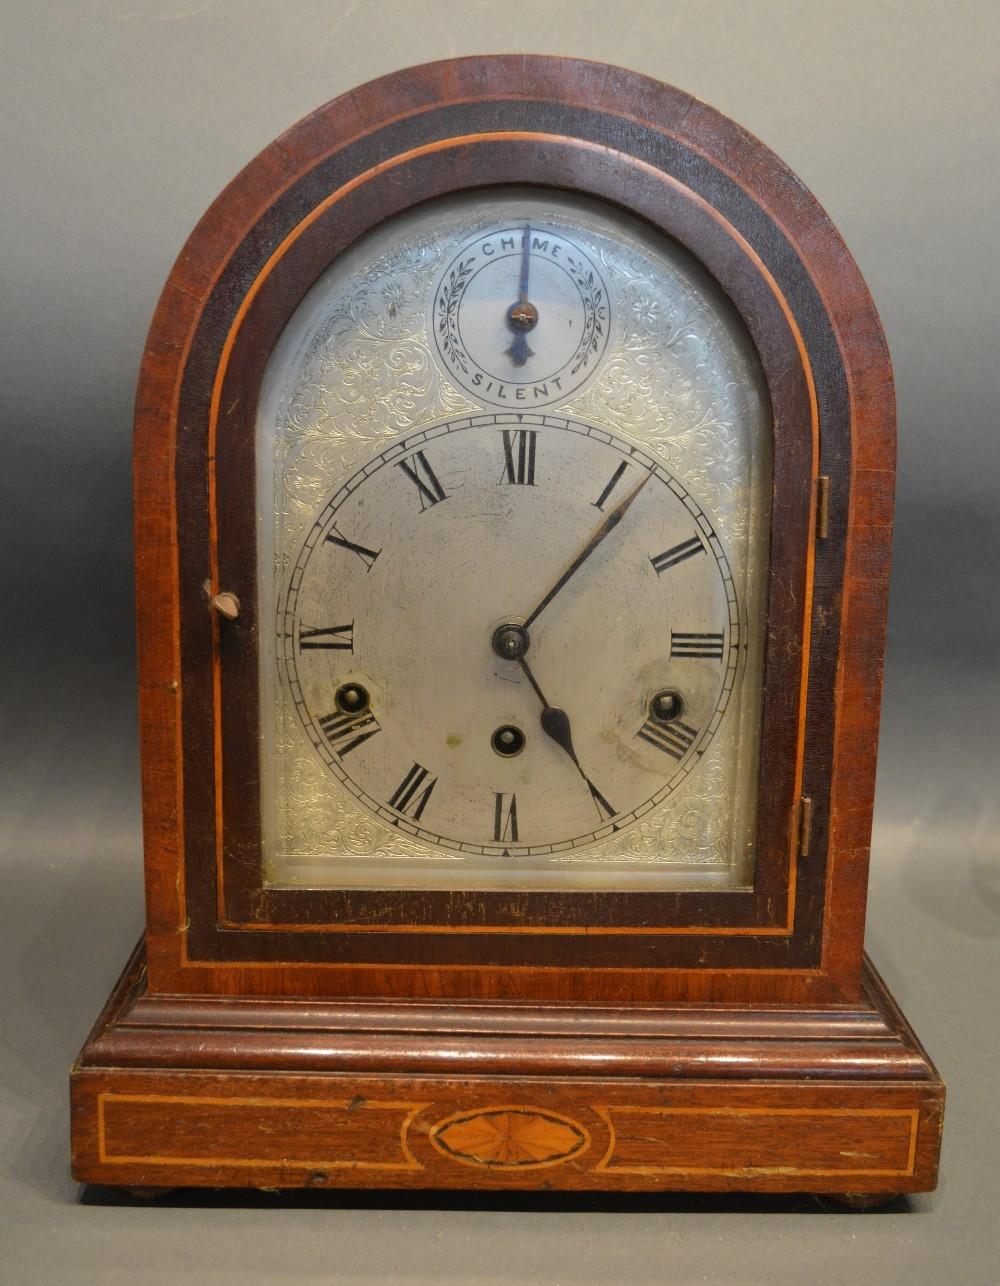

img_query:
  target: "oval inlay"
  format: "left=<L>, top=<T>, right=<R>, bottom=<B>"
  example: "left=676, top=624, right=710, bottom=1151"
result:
left=430, top=1106, right=590, bottom=1169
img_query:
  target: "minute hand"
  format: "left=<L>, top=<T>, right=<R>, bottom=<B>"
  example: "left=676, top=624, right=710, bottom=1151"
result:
left=522, top=471, right=652, bottom=631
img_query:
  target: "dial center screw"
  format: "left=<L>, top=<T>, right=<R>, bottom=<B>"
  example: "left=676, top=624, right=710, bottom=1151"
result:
left=507, top=300, right=539, bottom=332
left=491, top=623, right=530, bottom=661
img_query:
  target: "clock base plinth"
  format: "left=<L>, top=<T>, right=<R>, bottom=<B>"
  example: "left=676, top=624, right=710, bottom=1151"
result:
left=71, top=942, right=943, bottom=1196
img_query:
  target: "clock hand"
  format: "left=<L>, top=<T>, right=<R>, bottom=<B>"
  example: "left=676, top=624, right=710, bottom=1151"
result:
left=506, top=224, right=537, bottom=367
left=518, top=656, right=615, bottom=822
left=518, top=222, right=532, bottom=302
left=522, top=470, right=652, bottom=632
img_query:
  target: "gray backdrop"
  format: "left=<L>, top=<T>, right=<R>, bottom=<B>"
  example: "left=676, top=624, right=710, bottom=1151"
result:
left=2, top=2, right=998, bottom=1283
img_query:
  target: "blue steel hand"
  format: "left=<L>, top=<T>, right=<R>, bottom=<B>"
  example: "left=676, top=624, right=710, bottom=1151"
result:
left=518, top=655, right=615, bottom=823
left=506, top=225, right=536, bottom=367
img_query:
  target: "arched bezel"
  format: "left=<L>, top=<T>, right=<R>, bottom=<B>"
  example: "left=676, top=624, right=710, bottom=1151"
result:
left=133, top=56, right=894, bottom=1003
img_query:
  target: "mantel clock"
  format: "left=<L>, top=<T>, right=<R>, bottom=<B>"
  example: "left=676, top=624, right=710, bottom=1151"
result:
left=71, top=56, right=944, bottom=1200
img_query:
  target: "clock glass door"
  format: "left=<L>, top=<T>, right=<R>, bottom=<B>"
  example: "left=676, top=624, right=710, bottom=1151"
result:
left=254, top=190, right=771, bottom=892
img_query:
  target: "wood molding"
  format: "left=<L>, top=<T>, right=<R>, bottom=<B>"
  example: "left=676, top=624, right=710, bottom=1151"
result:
left=71, top=941, right=943, bottom=1194
left=78, top=941, right=933, bottom=1084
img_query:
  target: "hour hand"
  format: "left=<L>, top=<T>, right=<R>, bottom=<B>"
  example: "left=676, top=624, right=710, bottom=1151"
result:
left=540, top=706, right=616, bottom=821
left=519, top=656, right=616, bottom=823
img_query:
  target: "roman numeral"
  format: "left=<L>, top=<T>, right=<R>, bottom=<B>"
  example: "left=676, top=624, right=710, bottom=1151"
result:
left=317, top=708, right=380, bottom=757
left=671, top=631, right=725, bottom=659
left=397, top=450, right=447, bottom=510
left=325, top=524, right=381, bottom=570
left=593, top=461, right=629, bottom=511
left=299, top=622, right=353, bottom=651
left=388, top=762, right=438, bottom=821
left=499, top=429, right=537, bottom=485
left=650, top=535, right=704, bottom=575
left=586, top=778, right=616, bottom=821
left=637, top=718, right=699, bottom=759
left=493, top=792, right=519, bottom=843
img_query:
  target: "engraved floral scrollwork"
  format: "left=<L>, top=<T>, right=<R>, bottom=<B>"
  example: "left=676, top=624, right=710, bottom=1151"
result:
left=261, top=198, right=770, bottom=883
left=565, top=254, right=608, bottom=374
left=435, top=256, right=476, bottom=373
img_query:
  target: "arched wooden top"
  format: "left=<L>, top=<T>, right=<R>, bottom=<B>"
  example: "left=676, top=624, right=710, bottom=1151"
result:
left=144, top=54, right=894, bottom=447
left=134, top=56, right=895, bottom=1005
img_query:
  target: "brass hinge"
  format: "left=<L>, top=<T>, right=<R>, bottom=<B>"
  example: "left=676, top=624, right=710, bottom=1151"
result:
left=816, top=475, right=830, bottom=539
left=798, top=796, right=814, bottom=857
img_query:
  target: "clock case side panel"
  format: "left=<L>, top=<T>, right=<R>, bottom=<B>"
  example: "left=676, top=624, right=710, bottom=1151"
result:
left=132, top=56, right=895, bottom=1003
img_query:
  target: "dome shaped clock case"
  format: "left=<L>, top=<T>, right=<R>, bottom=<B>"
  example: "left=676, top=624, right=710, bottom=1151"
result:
left=71, top=56, right=943, bottom=1201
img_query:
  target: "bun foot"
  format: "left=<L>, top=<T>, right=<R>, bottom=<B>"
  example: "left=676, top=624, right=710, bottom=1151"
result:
left=821, top=1191, right=902, bottom=1211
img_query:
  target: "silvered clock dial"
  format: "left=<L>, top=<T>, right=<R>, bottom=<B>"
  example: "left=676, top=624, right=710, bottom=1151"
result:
left=256, top=190, right=770, bottom=891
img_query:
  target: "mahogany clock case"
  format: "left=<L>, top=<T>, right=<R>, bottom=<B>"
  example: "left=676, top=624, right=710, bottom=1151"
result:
left=130, top=57, right=883, bottom=1006
left=70, top=55, right=944, bottom=1196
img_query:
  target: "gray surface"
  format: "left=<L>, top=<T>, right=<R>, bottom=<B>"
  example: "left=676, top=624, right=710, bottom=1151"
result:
left=2, top=2, right=998, bottom=1282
